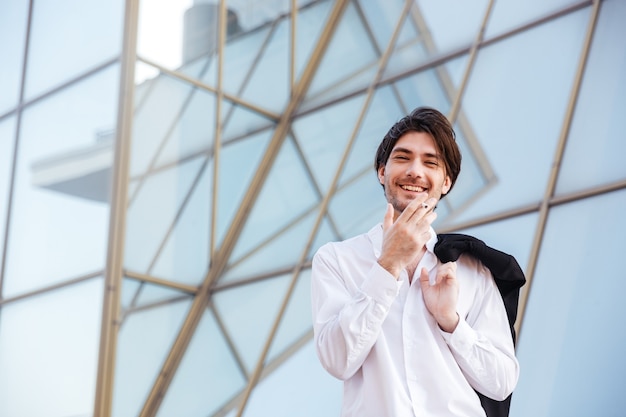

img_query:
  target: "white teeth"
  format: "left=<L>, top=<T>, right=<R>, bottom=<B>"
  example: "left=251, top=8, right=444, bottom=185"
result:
left=401, top=185, right=425, bottom=192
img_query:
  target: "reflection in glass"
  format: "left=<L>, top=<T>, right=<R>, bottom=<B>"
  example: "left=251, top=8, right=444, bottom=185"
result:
left=4, top=65, right=119, bottom=297
left=24, top=0, right=123, bottom=99
left=0, top=278, right=103, bottom=417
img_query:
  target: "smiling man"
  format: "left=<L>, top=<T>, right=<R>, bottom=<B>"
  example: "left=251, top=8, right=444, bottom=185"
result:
left=311, top=107, right=521, bottom=417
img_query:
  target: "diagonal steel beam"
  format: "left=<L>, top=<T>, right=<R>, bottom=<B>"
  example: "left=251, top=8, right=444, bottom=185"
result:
left=138, top=1, right=350, bottom=415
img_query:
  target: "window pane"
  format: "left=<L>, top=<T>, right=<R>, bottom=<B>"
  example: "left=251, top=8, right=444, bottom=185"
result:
left=24, top=0, right=124, bottom=99
left=0, top=278, right=103, bottom=417
left=113, top=294, right=193, bottom=417
left=246, top=340, right=342, bottom=417
left=556, top=0, right=626, bottom=195
left=4, top=66, right=119, bottom=297
left=156, top=306, right=248, bottom=417
left=512, top=190, right=626, bottom=417
left=486, top=0, right=581, bottom=38
left=452, top=8, right=589, bottom=224
left=0, top=0, right=29, bottom=114
left=0, top=117, right=16, bottom=276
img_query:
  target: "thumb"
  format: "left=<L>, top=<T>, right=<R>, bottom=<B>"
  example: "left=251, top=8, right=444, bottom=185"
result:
left=382, top=203, right=394, bottom=233
left=418, top=267, right=430, bottom=288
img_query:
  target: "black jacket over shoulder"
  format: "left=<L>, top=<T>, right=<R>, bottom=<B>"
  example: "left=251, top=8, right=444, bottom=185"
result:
left=435, top=234, right=526, bottom=417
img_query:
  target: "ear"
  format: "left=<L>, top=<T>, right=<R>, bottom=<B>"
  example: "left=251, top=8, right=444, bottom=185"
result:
left=441, top=175, right=452, bottom=195
left=377, top=165, right=385, bottom=185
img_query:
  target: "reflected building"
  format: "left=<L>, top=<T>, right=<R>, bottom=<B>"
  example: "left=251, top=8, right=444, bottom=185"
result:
left=0, top=1, right=625, bottom=417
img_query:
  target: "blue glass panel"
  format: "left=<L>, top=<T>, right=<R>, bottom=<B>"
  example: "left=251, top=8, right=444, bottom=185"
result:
left=230, top=135, right=318, bottom=261
left=154, top=86, right=216, bottom=167
left=511, top=189, right=626, bottom=417
left=339, top=87, right=403, bottom=187
left=197, top=26, right=273, bottom=94
left=245, top=340, right=342, bottom=417
left=452, top=8, right=589, bottom=224
left=0, top=0, right=28, bottom=114
left=239, top=17, right=289, bottom=112
left=0, top=117, right=16, bottom=275
left=216, top=129, right=273, bottom=248
left=358, top=0, right=417, bottom=52
left=486, top=0, right=580, bottom=38
left=113, top=297, right=192, bottom=417
left=556, top=0, right=626, bottom=195
left=267, top=270, right=313, bottom=362
left=295, top=0, right=333, bottom=79
left=4, top=66, right=119, bottom=297
left=223, top=209, right=315, bottom=283
left=157, top=307, right=247, bottom=417
left=328, top=172, right=388, bottom=239
left=293, top=93, right=364, bottom=193
left=125, top=155, right=206, bottom=275
left=413, top=0, right=490, bottom=53
left=0, top=279, right=103, bottom=417
left=305, top=2, right=378, bottom=103
left=213, top=274, right=291, bottom=372
left=24, top=0, right=123, bottom=99
left=151, top=160, right=211, bottom=286
left=130, top=73, right=196, bottom=178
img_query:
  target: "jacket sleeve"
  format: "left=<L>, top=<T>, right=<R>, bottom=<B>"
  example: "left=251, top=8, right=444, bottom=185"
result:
left=311, top=243, right=400, bottom=380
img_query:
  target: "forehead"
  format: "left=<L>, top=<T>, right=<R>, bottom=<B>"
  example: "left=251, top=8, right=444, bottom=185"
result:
left=391, top=131, right=438, bottom=154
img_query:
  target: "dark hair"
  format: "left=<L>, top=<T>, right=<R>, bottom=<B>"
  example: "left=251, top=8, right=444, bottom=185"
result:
left=374, top=106, right=461, bottom=197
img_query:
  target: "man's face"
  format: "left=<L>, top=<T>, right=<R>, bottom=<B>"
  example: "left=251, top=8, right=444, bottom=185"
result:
left=377, top=131, right=452, bottom=219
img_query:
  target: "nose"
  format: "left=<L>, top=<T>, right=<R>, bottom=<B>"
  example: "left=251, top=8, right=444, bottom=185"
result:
left=405, top=160, right=423, bottom=178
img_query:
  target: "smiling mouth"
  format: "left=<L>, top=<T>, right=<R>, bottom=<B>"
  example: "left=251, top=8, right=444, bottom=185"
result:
left=401, top=184, right=427, bottom=193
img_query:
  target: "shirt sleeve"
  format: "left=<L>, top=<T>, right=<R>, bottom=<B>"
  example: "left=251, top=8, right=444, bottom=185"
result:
left=311, top=243, right=400, bottom=381
left=439, top=262, right=520, bottom=401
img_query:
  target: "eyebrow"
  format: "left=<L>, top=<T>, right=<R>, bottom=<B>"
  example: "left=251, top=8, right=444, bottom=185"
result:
left=390, top=147, right=439, bottom=159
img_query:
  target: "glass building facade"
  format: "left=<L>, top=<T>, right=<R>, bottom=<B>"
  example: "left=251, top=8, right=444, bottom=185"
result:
left=0, top=0, right=624, bottom=416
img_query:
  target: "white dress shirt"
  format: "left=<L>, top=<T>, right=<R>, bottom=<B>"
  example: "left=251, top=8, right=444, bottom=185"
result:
left=311, top=224, right=519, bottom=417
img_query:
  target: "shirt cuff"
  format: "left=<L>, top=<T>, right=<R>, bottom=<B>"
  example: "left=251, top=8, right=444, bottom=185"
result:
left=360, top=261, right=401, bottom=307
left=440, top=317, right=478, bottom=355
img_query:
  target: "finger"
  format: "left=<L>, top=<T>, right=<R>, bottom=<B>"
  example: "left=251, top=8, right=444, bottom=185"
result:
left=400, top=196, right=430, bottom=222
left=382, top=203, right=394, bottom=233
left=418, top=267, right=431, bottom=287
left=407, top=197, right=438, bottom=223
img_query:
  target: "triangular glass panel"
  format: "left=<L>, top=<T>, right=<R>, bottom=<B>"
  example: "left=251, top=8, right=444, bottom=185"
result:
left=113, top=297, right=193, bottom=417
left=228, top=135, right=319, bottom=263
left=131, top=72, right=196, bottom=178
left=212, top=274, right=292, bottom=373
left=125, top=155, right=205, bottom=274
left=339, top=86, right=404, bottom=188
left=239, top=17, right=289, bottom=113
left=156, top=307, right=246, bottom=417
left=328, top=172, right=388, bottom=238
left=304, top=2, right=379, bottom=108
left=267, top=269, right=313, bottom=363
left=215, top=128, right=273, bottom=249
left=292, top=93, right=365, bottom=194
left=154, top=86, right=217, bottom=168
left=150, top=158, right=212, bottom=286
left=222, top=207, right=317, bottom=284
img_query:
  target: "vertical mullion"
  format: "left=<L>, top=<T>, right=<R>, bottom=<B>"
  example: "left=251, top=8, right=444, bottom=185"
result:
left=93, top=0, right=139, bottom=415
